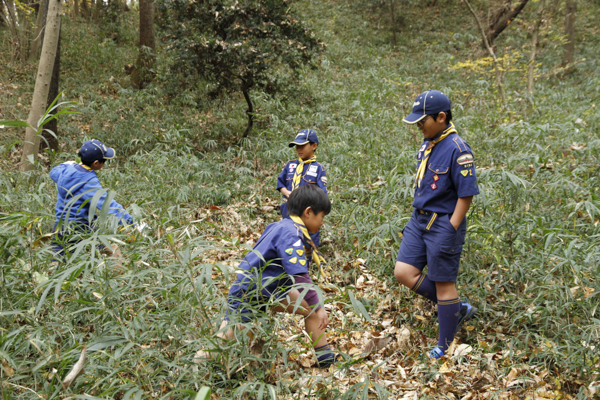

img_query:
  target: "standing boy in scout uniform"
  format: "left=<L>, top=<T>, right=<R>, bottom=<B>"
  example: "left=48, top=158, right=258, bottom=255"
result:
left=276, top=129, right=328, bottom=247
left=50, top=139, right=135, bottom=258
left=197, top=185, right=337, bottom=368
left=394, top=90, right=479, bottom=359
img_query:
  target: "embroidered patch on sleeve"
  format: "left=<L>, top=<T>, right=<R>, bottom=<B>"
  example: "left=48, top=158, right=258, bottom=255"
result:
left=285, top=248, right=294, bottom=255
left=296, top=249, right=304, bottom=256
left=292, top=240, right=302, bottom=247
left=321, top=176, right=327, bottom=184
left=289, top=257, right=298, bottom=264
left=461, top=170, right=469, bottom=177
left=299, top=259, right=306, bottom=266
left=457, top=154, right=474, bottom=165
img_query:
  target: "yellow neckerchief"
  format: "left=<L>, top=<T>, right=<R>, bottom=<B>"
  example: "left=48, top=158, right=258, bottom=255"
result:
left=79, top=162, right=93, bottom=171
left=289, top=215, right=326, bottom=276
left=291, top=156, right=317, bottom=191
left=414, top=122, right=457, bottom=188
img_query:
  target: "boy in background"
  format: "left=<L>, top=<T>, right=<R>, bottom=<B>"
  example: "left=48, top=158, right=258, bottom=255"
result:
left=394, top=90, right=479, bottom=359
left=277, top=129, right=328, bottom=247
left=50, top=139, right=135, bottom=258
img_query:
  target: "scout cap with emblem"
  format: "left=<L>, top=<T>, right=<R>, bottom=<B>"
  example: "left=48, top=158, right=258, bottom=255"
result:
left=289, top=129, right=319, bottom=147
left=79, top=139, right=116, bottom=162
left=403, top=90, right=451, bottom=125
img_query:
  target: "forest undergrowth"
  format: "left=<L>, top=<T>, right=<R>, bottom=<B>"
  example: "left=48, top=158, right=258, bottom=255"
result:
left=1, top=0, right=600, bottom=398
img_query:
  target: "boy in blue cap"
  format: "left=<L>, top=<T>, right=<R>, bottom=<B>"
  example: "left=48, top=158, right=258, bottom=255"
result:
left=198, top=185, right=337, bottom=368
left=50, top=139, right=135, bottom=258
left=276, top=129, right=328, bottom=246
left=394, top=90, right=479, bottom=359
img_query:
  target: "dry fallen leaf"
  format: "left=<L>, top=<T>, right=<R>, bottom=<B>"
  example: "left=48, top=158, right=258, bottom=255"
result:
left=62, top=346, right=87, bottom=390
left=453, top=343, right=473, bottom=356
left=361, top=336, right=392, bottom=354
left=2, top=359, right=14, bottom=377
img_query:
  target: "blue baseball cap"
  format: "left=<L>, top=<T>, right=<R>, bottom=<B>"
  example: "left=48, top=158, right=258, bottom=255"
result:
left=403, top=90, right=451, bottom=124
left=79, top=139, right=116, bottom=162
left=289, top=129, right=319, bottom=147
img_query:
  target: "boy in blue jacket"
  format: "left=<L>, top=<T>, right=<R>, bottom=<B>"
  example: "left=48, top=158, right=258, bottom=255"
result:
left=50, top=139, right=134, bottom=258
left=276, top=129, right=328, bottom=247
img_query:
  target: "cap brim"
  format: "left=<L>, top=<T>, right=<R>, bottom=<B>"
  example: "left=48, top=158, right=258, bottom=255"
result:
left=289, top=140, right=309, bottom=147
left=104, top=148, right=116, bottom=159
left=402, top=112, right=427, bottom=125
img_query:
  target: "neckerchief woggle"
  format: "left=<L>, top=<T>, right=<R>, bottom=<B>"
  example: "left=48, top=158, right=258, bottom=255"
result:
left=292, top=156, right=317, bottom=191
left=289, top=215, right=326, bottom=278
left=414, top=122, right=457, bottom=188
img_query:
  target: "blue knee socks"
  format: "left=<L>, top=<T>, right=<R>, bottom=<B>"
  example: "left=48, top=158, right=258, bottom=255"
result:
left=315, top=343, right=335, bottom=365
left=437, top=298, right=460, bottom=352
left=411, top=273, right=437, bottom=303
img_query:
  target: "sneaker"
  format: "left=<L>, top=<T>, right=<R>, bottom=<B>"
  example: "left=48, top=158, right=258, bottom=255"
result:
left=317, top=354, right=339, bottom=368
left=455, top=302, right=477, bottom=335
left=427, top=346, right=444, bottom=360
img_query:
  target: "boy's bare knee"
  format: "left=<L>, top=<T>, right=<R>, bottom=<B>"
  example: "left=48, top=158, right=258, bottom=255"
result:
left=394, top=261, right=420, bottom=287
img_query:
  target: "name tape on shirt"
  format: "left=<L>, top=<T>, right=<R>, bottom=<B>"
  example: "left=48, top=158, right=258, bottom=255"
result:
left=457, top=154, right=474, bottom=166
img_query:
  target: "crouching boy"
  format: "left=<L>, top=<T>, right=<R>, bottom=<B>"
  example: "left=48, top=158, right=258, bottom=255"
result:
left=50, top=139, right=135, bottom=259
left=202, top=185, right=337, bottom=368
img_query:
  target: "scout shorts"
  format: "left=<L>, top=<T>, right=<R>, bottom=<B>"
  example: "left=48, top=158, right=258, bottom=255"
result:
left=396, top=209, right=467, bottom=282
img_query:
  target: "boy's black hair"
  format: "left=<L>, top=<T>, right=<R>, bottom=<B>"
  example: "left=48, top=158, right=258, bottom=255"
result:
left=432, top=110, right=452, bottom=124
left=77, top=151, right=106, bottom=167
left=287, top=185, right=331, bottom=217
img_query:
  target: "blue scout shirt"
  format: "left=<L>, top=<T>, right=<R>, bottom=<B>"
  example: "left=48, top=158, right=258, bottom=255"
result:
left=276, top=160, right=328, bottom=195
left=230, top=218, right=313, bottom=299
left=413, top=126, right=479, bottom=214
left=50, top=162, right=134, bottom=226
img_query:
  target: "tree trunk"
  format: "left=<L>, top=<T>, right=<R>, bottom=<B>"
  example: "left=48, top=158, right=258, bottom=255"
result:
left=562, top=0, right=575, bottom=67
left=486, top=0, right=529, bottom=45
left=40, top=26, right=60, bottom=153
left=131, top=0, right=156, bottom=89
left=20, top=0, right=62, bottom=172
left=29, top=0, right=47, bottom=61
left=81, top=0, right=90, bottom=20
left=242, top=87, right=254, bottom=139
left=463, top=0, right=506, bottom=105
left=17, top=5, right=32, bottom=61
left=95, top=0, right=102, bottom=21
left=527, top=0, right=545, bottom=95
left=73, top=0, right=79, bottom=18
left=5, top=0, right=21, bottom=60
left=389, top=0, right=397, bottom=46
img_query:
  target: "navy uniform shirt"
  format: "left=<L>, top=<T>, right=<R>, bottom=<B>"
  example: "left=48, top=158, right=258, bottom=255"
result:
left=276, top=160, right=328, bottom=195
left=230, top=218, right=313, bottom=298
left=413, top=125, right=479, bottom=214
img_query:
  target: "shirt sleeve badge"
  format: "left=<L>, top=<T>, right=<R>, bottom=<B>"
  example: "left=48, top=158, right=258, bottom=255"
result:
left=296, top=249, right=304, bottom=256
left=457, top=154, right=474, bottom=166
left=285, top=248, right=294, bottom=255
left=289, top=257, right=298, bottom=264
left=299, top=259, right=306, bottom=266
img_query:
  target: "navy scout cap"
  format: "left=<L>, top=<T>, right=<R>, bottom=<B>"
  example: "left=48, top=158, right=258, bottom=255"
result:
left=289, top=129, right=319, bottom=147
left=403, top=90, right=451, bottom=124
left=79, top=139, right=116, bottom=162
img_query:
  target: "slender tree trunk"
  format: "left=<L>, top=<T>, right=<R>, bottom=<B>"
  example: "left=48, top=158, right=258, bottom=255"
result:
left=486, top=0, right=529, bottom=45
left=20, top=0, right=62, bottom=172
left=389, top=0, right=397, bottom=46
left=131, top=0, right=156, bottom=88
left=527, top=0, right=545, bottom=95
left=242, top=87, right=254, bottom=138
left=29, top=0, right=47, bottom=61
left=73, top=0, right=79, bottom=18
left=40, top=27, right=60, bottom=153
left=562, top=0, right=575, bottom=67
left=81, top=0, right=90, bottom=20
left=5, top=0, right=20, bottom=60
left=463, top=0, right=506, bottom=105
left=95, top=0, right=101, bottom=21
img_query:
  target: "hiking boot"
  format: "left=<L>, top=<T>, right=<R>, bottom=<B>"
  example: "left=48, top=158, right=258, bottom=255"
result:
left=455, top=302, right=477, bottom=335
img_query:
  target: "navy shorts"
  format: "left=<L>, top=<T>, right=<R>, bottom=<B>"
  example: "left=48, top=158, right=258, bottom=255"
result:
left=396, top=209, right=467, bottom=282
